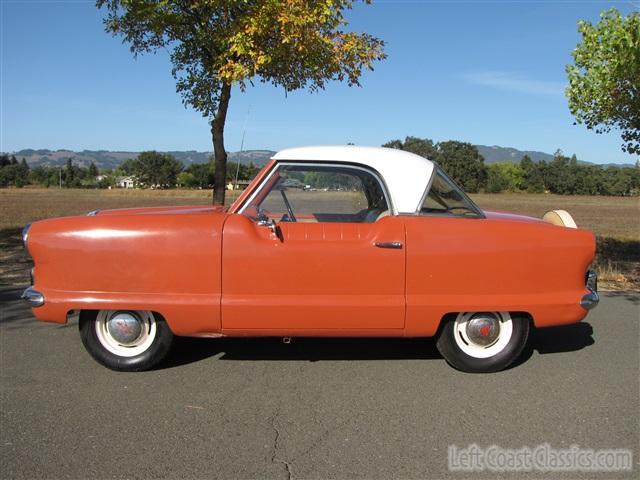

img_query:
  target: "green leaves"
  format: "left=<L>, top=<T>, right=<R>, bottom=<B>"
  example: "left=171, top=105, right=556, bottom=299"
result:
left=96, top=1, right=386, bottom=204
left=566, top=8, right=640, bottom=154
left=96, top=0, right=386, bottom=118
left=132, top=151, right=183, bottom=188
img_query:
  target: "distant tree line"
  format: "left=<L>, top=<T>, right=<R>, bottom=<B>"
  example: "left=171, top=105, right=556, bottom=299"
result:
left=384, top=137, right=640, bottom=196
left=177, top=160, right=261, bottom=189
left=0, top=151, right=261, bottom=189
left=2, top=145, right=638, bottom=195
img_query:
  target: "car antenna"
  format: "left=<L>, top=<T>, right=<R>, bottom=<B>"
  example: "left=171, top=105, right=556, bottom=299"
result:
left=234, top=106, right=251, bottom=191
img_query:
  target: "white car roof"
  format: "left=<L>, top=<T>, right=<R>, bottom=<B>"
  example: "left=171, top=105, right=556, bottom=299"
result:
left=272, top=145, right=435, bottom=214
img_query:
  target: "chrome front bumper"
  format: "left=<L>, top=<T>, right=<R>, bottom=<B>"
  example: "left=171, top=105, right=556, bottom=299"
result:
left=21, top=287, right=44, bottom=307
left=580, top=270, right=599, bottom=310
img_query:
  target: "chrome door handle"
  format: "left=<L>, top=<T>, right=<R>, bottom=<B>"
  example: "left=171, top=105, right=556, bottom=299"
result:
left=374, top=241, right=403, bottom=249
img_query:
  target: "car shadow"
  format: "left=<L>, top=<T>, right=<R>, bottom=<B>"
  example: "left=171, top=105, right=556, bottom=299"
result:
left=159, top=322, right=595, bottom=370
left=160, top=337, right=442, bottom=369
left=507, top=322, right=595, bottom=369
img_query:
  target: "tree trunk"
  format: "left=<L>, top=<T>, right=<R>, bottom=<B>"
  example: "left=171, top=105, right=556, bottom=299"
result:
left=211, top=83, right=232, bottom=205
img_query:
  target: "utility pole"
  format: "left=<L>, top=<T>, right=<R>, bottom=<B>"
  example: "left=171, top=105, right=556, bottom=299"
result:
left=59, top=166, right=62, bottom=188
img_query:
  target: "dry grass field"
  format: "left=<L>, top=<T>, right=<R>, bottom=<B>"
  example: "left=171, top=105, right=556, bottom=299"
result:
left=470, top=193, right=640, bottom=241
left=1, top=188, right=638, bottom=289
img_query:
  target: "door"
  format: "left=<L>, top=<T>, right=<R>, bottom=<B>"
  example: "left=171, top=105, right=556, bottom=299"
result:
left=221, top=162, right=406, bottom=332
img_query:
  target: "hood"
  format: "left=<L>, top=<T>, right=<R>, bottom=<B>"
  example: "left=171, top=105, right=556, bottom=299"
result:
left=483, top=210, right=545, bottom=224
left=92, top=205, right=227, bottom=216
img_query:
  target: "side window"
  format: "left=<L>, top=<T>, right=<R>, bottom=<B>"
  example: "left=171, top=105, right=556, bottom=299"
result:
left=243, top=164, right=390, bottom=223
left=420, top=169, right=483, bottom=218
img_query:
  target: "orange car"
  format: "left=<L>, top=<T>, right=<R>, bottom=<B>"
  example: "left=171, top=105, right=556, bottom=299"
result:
left=21, top=146, right=598, bottom=373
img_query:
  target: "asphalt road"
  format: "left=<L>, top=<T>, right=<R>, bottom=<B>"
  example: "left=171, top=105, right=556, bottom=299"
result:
left=1, top=286, right=638, bottom=480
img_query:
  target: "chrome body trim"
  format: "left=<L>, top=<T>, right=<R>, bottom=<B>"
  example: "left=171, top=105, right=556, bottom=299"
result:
left=580, top=269, right=599, bottom=310
left=586, top=269, right=598, bottom=292
left=21, top=287, right=44, bottom=307
left=22, top=223, right=31, bottom=247
left=374, top=241, right=403, bottom=249
left=580, top=291, right=599, bottom=310
left=87, top=209, right=101, bottom=216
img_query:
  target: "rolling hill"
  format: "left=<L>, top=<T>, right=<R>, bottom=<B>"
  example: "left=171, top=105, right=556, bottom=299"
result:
left=3, top=145, right=632, bottom=169
left=475, top=145, right=554, bottom=164
left=7, top=149, right=276, bottom=170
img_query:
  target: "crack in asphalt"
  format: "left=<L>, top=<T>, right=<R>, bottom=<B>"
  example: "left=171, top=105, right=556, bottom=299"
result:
left=267, top=362, right=308, bottom=480
left=270, top=406, right=293, bottom=480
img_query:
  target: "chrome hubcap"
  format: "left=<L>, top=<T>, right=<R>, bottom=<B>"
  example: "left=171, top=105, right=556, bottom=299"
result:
left=95, top=310, right=157, bottom=358
left=465, top=312, right=501, bottom=347
left=106, top=311, right=143, bottom=345
left=453, top=311, right=514, bottom=359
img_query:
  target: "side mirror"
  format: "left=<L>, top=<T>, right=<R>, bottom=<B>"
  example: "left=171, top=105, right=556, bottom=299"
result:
left=256, top=208, right=277, bottom=234
left=257, top=216, right=277, bottom=234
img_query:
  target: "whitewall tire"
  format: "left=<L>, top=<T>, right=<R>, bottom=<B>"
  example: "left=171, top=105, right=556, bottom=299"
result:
left=436, top=311, right=529, bottom=373
left=79, top=310, right=174, bottom=371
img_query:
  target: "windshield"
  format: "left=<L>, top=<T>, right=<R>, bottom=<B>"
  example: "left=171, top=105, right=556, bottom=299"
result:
left=241, top=163, right=390, bottom=223
left=419, top=169, right=484, bottom=218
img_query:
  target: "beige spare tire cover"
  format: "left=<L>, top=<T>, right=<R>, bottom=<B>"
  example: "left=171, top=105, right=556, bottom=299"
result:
left=542, top=209, right=577, bottom=228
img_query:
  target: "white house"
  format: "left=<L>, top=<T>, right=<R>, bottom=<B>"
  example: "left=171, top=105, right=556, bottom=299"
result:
left=116, top=176, right=135, bottom=189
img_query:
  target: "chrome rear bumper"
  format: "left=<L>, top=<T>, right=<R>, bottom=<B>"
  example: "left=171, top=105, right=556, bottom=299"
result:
left=580, top=270, right=599, bottom=310
left=21, top=287, right=44, bottom=307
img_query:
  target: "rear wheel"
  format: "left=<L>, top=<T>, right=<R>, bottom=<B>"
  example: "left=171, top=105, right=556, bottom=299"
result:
left=436, top=312, right=529, bottom=373
left=79, top=310, right=174, bottom=371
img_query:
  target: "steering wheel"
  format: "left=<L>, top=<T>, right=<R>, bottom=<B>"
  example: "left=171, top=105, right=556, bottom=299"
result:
left=280, top=189, right=297, bottom=222
left=256, top=205, right=269, bottom=223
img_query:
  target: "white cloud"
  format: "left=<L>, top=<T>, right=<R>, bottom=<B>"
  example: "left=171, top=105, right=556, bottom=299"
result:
left=462, top=71, right=565, bottom=97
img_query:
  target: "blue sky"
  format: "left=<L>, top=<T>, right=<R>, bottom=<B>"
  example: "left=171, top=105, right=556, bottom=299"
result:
left=1, top=0, right=638, bottom=164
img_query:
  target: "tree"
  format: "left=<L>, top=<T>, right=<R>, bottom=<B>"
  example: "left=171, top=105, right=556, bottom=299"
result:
left=436, top=141, right=486, bottom=193
left=88, top=162, right=99, bottom=178
left=132, top=151, right=183, bottom=188
left=520, top=155, right=545, bottom=193
left=566, top=8, right=640, bottom=154
left=119, top=158, right=137, bottom=175
left=15, top=158, right=30, bottom=188
left=186, top=162, right=214, bottom=188
left=546, top=151, right=577, bottom=194
left=177, top=171, right=197, bottom=188
left=97, top=0, right=386, bottom=205
left=383, top=136, right=438, bottom=160
left=486, top=164, right=509, bottom=193
left=65, top=158, right=75, bottom=187
left=485, top=163, right=523, bottom=193
left=29, top=165, right=59, bottom=188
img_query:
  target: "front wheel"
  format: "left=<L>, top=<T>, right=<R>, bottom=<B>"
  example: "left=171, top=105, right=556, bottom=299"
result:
left=436, top=312, right=530, bottom=373
left=79, top=310, right=174, bottom=371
